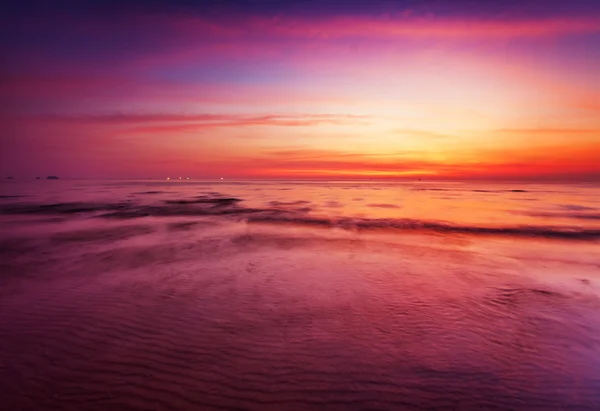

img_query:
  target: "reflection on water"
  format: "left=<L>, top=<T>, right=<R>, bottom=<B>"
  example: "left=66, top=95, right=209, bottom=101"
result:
left=0, top=180, right=599, bottom=410
left=2, top=179, right=599, bottom=228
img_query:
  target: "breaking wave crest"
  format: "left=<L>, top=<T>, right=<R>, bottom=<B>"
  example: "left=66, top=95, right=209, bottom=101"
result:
left=2, top=195, right=599, bottom=241
left=247, top=215, right=600, bottom=240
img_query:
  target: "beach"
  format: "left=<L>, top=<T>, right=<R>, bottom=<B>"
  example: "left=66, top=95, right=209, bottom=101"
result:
left=1, top=179, right=599, bottom=410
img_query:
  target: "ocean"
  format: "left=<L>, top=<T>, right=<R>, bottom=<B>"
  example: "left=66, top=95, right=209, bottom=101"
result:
left=1, top=179, right=599, bottom=410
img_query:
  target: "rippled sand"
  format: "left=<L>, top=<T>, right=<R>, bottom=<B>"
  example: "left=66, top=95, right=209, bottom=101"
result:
left=1, top=181, right=599, bottom=410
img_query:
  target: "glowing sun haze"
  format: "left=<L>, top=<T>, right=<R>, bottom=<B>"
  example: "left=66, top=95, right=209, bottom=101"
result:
left=2, top=0, right=599, bottom=180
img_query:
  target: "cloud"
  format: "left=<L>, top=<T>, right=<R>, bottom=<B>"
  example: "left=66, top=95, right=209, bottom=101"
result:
left=7, top=14, right=599, bottom=77
left=237, top=141, right=600, bottom=180
left=254, top=16, right=600, bottom=39
left=108, top=15, right=600, bottom=42
left=496, top=128, right=599, bottom=135
left=212, top=148, right=454, bottom=178
left=571, top=94, right=600, bottom=112
left=3, top=8, right=599, bottom=181
left=34, top=113, right=368, bottom=132
left=262, top=149, right=399, bottom=159
left=39, top=113, right=235, bottom=124
left=394, top=129, right=455, bottom=139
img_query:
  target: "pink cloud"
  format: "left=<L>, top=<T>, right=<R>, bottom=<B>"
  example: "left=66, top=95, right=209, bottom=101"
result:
left=257, top=16, right=600, bottom=39
left=31, top=113, right=368, bottom=132
left=109, top=16, right=600, bottom=76
left=570, top=93, right=600, bottom=112
left=154, top=15, right=600, bottom=40
left=11, top=15, right=599, bottom=75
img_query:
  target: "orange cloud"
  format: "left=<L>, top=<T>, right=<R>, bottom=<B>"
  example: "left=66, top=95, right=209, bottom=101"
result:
left=196, top=138, right=600, bottom=180
left=496, top=128, right=600, bottom=135
left=393, top=129, right=456, bottom=140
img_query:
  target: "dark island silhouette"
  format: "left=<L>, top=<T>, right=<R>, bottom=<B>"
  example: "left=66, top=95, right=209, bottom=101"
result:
left=46, top=176, right=60, bottom=180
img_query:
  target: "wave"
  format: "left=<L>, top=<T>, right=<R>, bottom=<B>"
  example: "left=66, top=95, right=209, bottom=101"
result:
left=247, top=215, right=600, bottom=240
left=558, top=204, right=596, bottom=212
left=2, top=196, right=598, bottom=241
left=164, top=197, right=242, bottom=206
left=268, top=200, right=311, bottom=206
left=50, top=225, right=155, bottom=244
left=0, top=198, right=260, bottom=219
left=520, top=211, right=600, bottom=221
left=413, top=188, right=529, bottom=193
left=367, top=203, right=401, bottom=208
left=0, top=201, right=132, bottom=215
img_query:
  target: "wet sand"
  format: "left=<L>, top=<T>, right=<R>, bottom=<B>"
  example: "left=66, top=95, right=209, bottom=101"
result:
left=2, top=219, right=600, bottom=410
left=1, top=181, right=599, bottom=410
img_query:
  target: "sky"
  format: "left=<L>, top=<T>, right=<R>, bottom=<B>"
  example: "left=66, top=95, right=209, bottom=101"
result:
left=1, top=0, right=599, bottom=180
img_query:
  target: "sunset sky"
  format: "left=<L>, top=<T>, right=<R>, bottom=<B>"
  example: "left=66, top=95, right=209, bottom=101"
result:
left=2, top=0, right=599, bottom=180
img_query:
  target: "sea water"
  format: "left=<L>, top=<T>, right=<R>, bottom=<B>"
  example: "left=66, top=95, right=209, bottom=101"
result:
left=1, top=179, right=599, bottom=410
